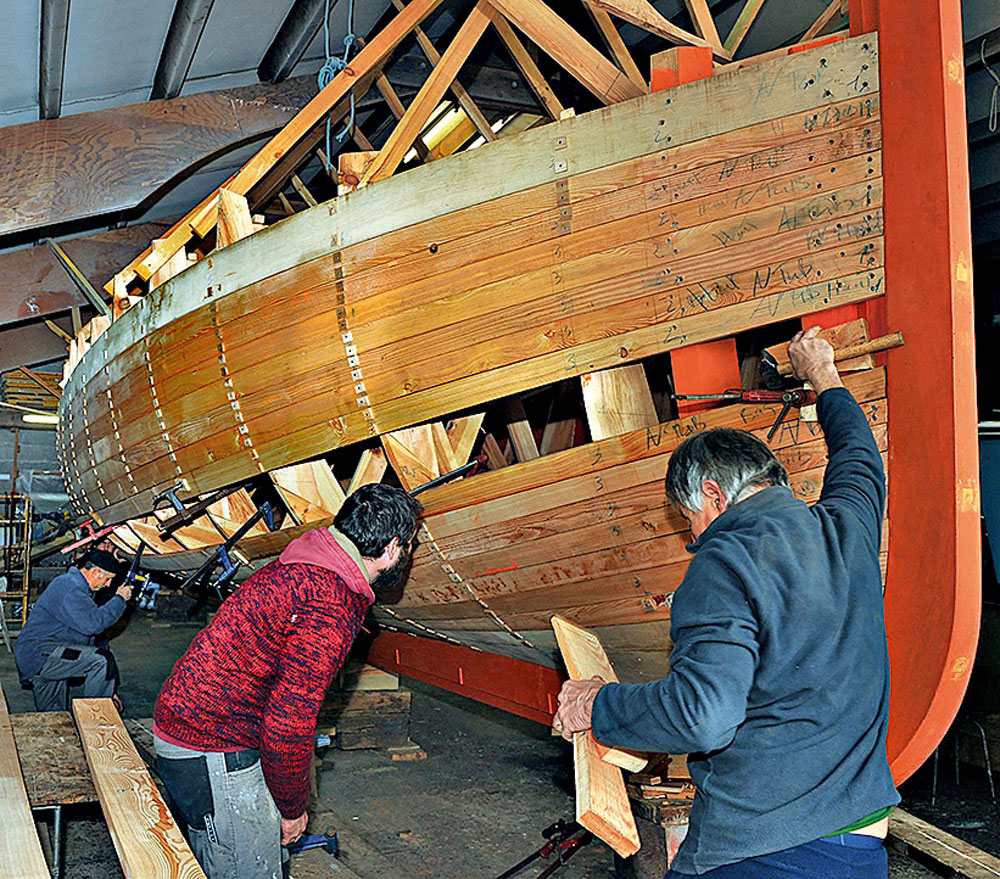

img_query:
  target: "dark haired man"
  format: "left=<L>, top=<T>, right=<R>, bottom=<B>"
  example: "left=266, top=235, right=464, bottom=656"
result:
left=153, top=483, right=422, bottom=879
left=15, top=548, right=130, bottom=711
left=555, top=327, right=899, bottom=878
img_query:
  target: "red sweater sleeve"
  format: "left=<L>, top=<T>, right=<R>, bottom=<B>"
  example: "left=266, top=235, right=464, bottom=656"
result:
left=260, top=595, right=362, bottom=818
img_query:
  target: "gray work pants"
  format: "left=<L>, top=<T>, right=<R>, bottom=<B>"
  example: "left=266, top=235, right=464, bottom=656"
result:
left=153, top=735, right=285, bottom=879
left=31, top=645, right=116, bottom=711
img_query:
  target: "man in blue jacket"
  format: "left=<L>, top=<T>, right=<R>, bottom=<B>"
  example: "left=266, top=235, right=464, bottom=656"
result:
left=15, top=549, right=132, bottom=711
left=554, top=327, right=899, bottom=877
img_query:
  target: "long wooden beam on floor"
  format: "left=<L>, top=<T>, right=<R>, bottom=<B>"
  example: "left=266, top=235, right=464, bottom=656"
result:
left=0, top=684, right=50, bottom=879
left=73, top=698, right=206, bottom=879
left=888, top=809, right=1000, bottom=879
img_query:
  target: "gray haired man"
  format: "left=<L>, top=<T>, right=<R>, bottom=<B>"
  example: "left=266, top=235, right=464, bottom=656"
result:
left=555, top=327, right=899, bottom=879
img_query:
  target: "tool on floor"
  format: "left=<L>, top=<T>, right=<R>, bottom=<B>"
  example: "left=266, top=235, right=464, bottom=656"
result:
left=286, top=832, right=339, bottom=856
left=494, top=819, right=593, bottom=879
left=758, top=331, right=905, bottom=390
left=673, top=388, right=818, bottom=440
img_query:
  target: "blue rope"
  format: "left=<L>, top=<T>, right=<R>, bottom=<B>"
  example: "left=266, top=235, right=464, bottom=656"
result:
left=317, top=0, right=358, bottom=170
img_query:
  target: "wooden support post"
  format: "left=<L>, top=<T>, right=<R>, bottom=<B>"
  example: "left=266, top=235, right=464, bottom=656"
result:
left=375, top=72, right=434, bottom=162
left=581, top=365, right=658, bottom=440
left=391, top=0, right=498, bottom=143
left=802, top=0, right=848, bottom=42
left=148, top=238, right=188, bottom=292
left=338, top=151, right=379, bottom=193
left=682, top=0, right=723, bottom=50
left=290, top=173, right=319, bottom=207
left=347, top=448, right=388, bottom=494
left=216, top=188, right=255, bottom=248
left=488, top=9, right=565, bottom=119
left=586, top=0, right=730, bottom=60
left=481, top=433, right=509, bottom=470
left=723, top=0, right=768, bottom=55
left=551, top=617, right=641, bottom=857
left=445, top=413, right=485, bottom=464
left=44, top=319, right=73, bottom=343
left=0, top=684, right=50, bottom=878
left=539, top=384, right=578, bottom=455
left=581, top=2, right=647, bottom=91
left=73, top=698, right=206, bottom=879
left=505, top=399, right=540, bottom=462
left=363, top=2, right=492, bottom=185
left=486, top=0, right=646, bottom=104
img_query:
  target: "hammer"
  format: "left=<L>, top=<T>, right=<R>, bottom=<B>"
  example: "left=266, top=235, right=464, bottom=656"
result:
left=759, top=331, right=904, bottom=390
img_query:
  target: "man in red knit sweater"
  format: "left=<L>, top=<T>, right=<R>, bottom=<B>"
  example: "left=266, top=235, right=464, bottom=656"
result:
left=153, top=484, right=421, bottom=879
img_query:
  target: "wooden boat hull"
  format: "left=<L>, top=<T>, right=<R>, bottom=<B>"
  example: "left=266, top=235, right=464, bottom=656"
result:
left=57, top=27, right=979, bottom=786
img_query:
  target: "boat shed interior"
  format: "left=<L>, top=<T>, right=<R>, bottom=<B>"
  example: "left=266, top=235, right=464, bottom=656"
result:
left=0, top=0, right=998, bottom=877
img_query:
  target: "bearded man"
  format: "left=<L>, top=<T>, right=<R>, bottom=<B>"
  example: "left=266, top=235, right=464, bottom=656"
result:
left=153, top=483, right=421, bottom=879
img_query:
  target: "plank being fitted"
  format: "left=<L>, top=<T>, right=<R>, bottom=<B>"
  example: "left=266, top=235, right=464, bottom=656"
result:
left=73, top=699, right=206, bottom=879
left=0, top=684, right=50, bottom=879
left=81, top=123, right=882, bottom=450
left=79, top=164, right=883, bottom=480
left=64, top=40, right=882, bottom=520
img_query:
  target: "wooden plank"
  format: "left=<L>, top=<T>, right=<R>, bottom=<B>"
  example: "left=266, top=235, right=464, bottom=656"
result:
left=148, top=238, right=189, bottom=292
left=11, top=711, right=98, bottom=808
left=347, top=447, right=388, bottom=494
left=73, top=698, right=207, bottom=879
left=375, top=73, right=434, bottom=162
left=362, top=3, right=492, bottom=185
left=581, top=1, right=647, bottom=91
left=888, top=809, right=1000, bottom=879
left=487, top=0, right=646, bottom=104
left=551, top=619, right=640, bottom=855
left=216, top=188, right=255, bottom=248
left=682, top=0, right=723, bottom=49
left=271, top=459, right=346, bottom=523
left=505, top=399, right=540, bottom=462
left=588, top=0, right=730, bottom=60
left=802, top=0, right=847, bottom=42
left=553, top=613, right=649, bottom=773
left=390, top=0, right=499, bottom=143
left=489, top=9, right=565, bottom=119
left=582, top=365, right=658, bottom=441
left=0, top=685, right=50, bottom=879
left=723, top=0, right=768, bottom=55
left=446, top=413, right=485, bottom=464
left=338, top=661, right=400, bottom=691
left=16, top=366, right=61, bottom=399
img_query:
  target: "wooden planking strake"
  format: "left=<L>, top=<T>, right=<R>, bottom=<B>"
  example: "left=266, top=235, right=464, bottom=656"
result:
left=0, top=684, right=50, bottom=879
left=73, top=698, right=206, bottom=879
left=59, top=37, right=881, bottom=523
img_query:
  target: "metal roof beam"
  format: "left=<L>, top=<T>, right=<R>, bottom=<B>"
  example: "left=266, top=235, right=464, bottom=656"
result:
left=151, top=0, right=217, bottom=100
left=39, top=0, right=71, bottom=120
left=258, top=0, right=329, bottom=83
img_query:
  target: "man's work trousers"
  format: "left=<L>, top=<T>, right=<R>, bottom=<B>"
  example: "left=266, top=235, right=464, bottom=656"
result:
left=153, top=735, right=284, bottom=879
left=31, top=645, right=116, bottom=711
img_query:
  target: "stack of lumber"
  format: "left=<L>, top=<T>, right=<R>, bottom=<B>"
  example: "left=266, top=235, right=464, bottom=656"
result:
left=1, top=369, right=61, bottom=412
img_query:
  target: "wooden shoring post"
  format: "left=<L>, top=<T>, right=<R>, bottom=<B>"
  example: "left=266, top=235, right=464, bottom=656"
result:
left=581, top=365, right=658, bottom=440
left=362, top=2, right=493, bottom=185
left=505, top=399, right=540, bottom=462
left=290, top=173, right=319, bottom=207
left=44, top=319, right=73, bottom=343
left=488, top=9, right=565, bottom=119
left=875, top=0, right=981, bottom=783
left=108, top=0, right=449, bottom=290
left=802, top=0, right=848, bottom=42
left=216, top=188, right=254, bottom=248
left=682, top=0, right=723, bottom=50
left=375, top=72, right=434, bottom=162
left=347, top=448, right=388, bottom=495
left=486, top=0, right=645, bottom=104
left=581, top=1, right=647, bottom=91
left=352, top=128, right=376, bottom=151
left=586, top=0, right=731, bottom=60
left=723, top=0, right=768, bottom=56
left=391, top=0, right=498, bottom=143
left=277, top=192, right=295, bottom=215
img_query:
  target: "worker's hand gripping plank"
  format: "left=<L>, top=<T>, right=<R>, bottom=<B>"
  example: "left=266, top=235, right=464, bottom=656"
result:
left=551, top=615, right=641, bottom=858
